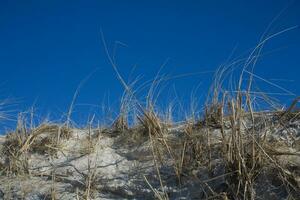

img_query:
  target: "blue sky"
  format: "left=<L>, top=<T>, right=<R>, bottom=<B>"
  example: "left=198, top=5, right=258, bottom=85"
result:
left=0, top=0, right=300, bottom=129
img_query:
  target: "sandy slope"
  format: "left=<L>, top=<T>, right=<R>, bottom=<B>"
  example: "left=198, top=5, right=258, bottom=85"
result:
left=0, top=119, right=299, bottom=199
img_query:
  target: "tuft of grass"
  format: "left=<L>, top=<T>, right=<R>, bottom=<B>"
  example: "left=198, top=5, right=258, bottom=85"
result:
left=1, top=113, right=72, bottom=175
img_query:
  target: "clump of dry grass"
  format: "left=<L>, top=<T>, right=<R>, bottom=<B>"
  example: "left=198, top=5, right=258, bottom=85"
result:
left=112, top=114, right=129, bottom=133
left=1, top=113, right=72, bottom=175
left=30, top=124, right=72, bottom=155
left=1, top=115, right=31, bottom=174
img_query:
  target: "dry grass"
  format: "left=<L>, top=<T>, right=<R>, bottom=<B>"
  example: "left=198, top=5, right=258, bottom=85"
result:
left=0, top=28, right=299, bottom=199
left=0, top=115, right=72, bottom=175
left=0, top=90, right=299, bottom=199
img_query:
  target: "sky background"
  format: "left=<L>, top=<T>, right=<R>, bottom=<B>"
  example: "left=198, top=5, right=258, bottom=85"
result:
left=0, top=0, right=300, bottom=130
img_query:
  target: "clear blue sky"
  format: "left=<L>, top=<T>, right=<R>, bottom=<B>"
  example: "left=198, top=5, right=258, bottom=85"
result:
left=0, top=0, right=300, bottom=129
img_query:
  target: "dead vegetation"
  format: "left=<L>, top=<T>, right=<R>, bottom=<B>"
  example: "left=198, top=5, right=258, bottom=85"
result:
left=0, top=29, right=299, bottom=200
left=0, top=88, right=299, bottom=199
left=0, top=114, right=72, bottom=175
left=100, top=27, right=300, bottom=199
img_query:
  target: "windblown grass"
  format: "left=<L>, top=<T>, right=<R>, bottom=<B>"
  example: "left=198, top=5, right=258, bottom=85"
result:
left=0, top=112, right=72, bottom=175
left=0, top=28, right=299, bottom=199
